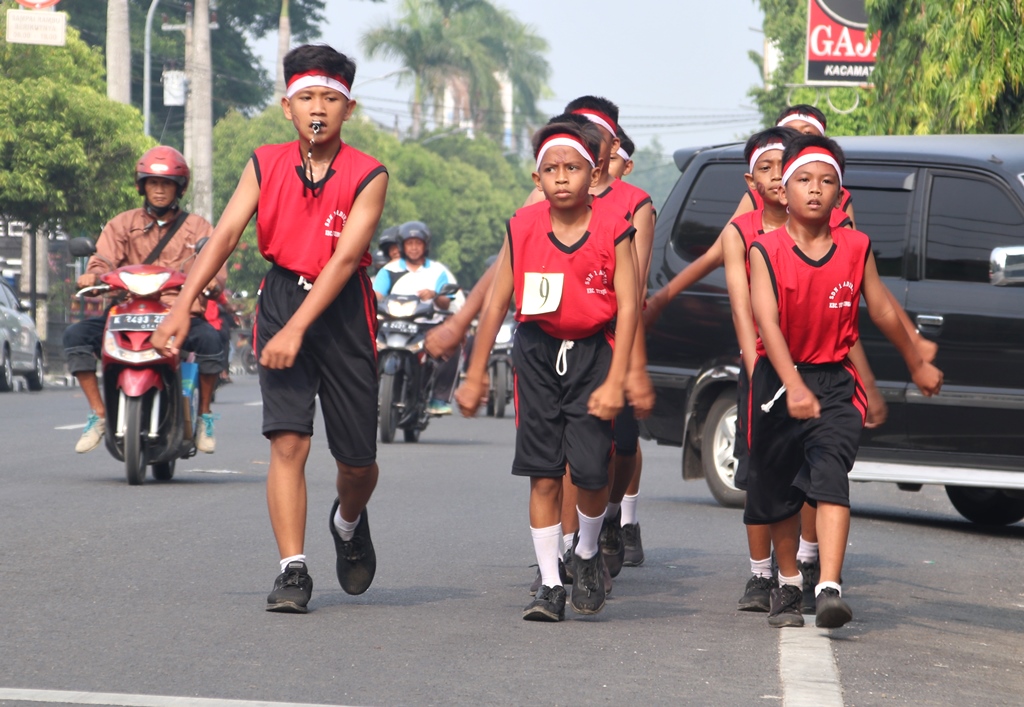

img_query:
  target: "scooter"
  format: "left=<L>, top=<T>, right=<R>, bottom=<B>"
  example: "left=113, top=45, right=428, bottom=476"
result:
left=69, top=237, right=203, bottom=485
left=487, top=314, right=515, bottom=418
left=375, top=283, right=460, bottom=443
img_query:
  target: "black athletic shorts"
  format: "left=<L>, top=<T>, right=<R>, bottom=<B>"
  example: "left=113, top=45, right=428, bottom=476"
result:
left=734, top=370, right=751, bottom=490
left=256, top=265, right=379, bottom=467
left=743, top=357, right=864, bottom=526
left=511, top=322, right=614, bottom=491
left=613, top=404, right=639, bottom=456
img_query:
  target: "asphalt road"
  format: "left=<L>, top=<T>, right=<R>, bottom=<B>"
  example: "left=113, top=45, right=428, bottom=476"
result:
left=1, top=377, right=1022, bottom=706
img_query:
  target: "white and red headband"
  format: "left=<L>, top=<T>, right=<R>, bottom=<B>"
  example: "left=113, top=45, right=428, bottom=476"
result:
left=286, top=70, right=352, bottom=100
left=571, top=108, right=618, bottom=137
left=535, top=134, right=596, bottom=172
left=777, top=112, right=826, bottom=136
left=616, top=147, right=632, bottom=162
left=748, top=141, right=785, bottom=173
left=782, top=146, right=842, bottom=187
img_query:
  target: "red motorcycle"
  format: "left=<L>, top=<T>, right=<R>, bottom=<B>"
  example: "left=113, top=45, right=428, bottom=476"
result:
left=69, top=237, right=202, bottom=485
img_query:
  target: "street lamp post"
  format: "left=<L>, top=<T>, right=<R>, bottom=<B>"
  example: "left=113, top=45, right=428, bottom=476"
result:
left=143, top=0, right=162, bottom=136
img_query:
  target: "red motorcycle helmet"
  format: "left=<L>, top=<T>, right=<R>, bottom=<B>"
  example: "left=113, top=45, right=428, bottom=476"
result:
left=135, top=146, right=190, bottom=196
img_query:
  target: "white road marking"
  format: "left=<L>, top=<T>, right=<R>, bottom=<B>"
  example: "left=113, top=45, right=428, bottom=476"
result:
left=244, top=401, right=263, bottom=406
left=778, top=624, right=845, bottom=706
left=0, top=688, right=354, bottom=707
left=184, top=468, right=242, bottom=475
left=55, top=423, right=87, bottom=430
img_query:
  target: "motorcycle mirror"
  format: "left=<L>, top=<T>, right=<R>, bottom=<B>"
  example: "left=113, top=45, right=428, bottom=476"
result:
left=438, top=283, right=460, bottom=297
left=194, top=237, right=210, bottom=254
left=68, top=237, right=97, bottom=258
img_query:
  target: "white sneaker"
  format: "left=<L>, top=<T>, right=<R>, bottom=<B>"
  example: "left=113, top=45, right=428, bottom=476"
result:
left=75, top=413, right=106, bottom=453
left=196, top=413, right=217, bottom=453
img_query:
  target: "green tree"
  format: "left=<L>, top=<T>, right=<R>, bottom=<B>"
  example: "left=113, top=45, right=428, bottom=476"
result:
left=749, top=0, right=870, bottom=136
left=0, top=5, right=152, bottom=235
left=865, top=0, right=1024, bottom=134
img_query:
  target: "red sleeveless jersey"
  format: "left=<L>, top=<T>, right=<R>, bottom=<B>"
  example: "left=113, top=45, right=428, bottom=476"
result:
left=749, top=186, right=851, bottom=226
left=253, top=141, right=387, bottom=281
left=751, top=225, right=871, bottom=364
left=593, top=179, right=653, bottom=223
left=509, top=201, right=635, bottom=340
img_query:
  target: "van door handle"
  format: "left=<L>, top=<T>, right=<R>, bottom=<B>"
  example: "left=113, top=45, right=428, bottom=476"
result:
left=916, top=314, right=944, bottom=329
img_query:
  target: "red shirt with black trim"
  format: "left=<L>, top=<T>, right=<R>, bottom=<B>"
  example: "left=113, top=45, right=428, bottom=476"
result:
left=508, top=201, right=635, bottom=340
left=751, top=225, right=871, bottom=364
left=731, top=206, right=851, bottom=280
left=593, top=179, right=654, bottom=223
left=253, top=141, right=387, bottom=281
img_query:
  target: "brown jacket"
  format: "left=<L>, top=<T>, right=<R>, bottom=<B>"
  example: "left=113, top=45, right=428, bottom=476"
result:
left=87, top=207, right=225, bottom=310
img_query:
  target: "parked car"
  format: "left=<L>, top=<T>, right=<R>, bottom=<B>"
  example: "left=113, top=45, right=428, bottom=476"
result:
left=642, top=134, right=1024, bottom=525
left=0, top=279, right=44, bottom=392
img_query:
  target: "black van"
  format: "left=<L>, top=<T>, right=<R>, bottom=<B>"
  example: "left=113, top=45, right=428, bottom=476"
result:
left=642, top=135, right=1024, bottom=525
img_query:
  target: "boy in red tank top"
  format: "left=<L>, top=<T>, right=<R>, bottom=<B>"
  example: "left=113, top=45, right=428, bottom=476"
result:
left=455, top=121, right=638, bottom=621
left=746, top=135, right=943, bottom=629
left=153, top=45, right=389, bottom=614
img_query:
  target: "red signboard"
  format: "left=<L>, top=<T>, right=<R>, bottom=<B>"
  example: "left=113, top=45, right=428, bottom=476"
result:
left=15, top=0, right=61, bottom=7
left=805, top=0, right=880, bottom=86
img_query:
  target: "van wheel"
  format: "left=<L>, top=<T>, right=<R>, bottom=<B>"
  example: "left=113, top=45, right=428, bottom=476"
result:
left=945, top=486, right=1024, bottom=526
left=701, top=391, right=745, bottom=508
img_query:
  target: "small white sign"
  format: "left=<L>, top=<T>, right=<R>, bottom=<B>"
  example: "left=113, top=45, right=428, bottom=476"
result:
left=6, top=9, right=67, bottom=47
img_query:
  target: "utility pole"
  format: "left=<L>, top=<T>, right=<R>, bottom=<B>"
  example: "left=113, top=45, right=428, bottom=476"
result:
left=107, top=0, right=131, bottom=104
left=162, top=2, right=217, bottom=222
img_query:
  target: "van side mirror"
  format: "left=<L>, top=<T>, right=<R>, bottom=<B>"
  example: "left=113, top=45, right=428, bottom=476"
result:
left=68, top=237, right=96, bottom=258
left=990, top=245, right=1024, bottom=286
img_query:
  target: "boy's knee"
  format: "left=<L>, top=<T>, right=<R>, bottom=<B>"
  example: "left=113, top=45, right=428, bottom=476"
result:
left=337, top=461, right=377, bottom=482
left=269, top=432, right=310, bottom=460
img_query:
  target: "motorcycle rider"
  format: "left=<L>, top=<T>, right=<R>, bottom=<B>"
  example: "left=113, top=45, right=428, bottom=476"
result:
left=372, top=221, right=463, bottom=414
left=63, top=146, right=227, bottom=454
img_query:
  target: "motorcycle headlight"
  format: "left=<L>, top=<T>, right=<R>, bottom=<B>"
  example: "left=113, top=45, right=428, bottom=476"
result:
left=495, top=323, right=513, bottom=344
left=119, top=271, right=172, bottom=296
left=386, top=299, right=419, bottom=318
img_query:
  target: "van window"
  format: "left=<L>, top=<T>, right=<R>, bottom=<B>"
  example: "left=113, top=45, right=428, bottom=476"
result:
left=671, top=163, right=747, bottom=261
left=845, top=186, right=911, bottom=277
left=925, top=175, right=1024, bottom=283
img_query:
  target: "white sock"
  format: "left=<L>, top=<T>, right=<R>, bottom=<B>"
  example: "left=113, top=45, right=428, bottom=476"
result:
left=531, top=524, right=563, bottom=589
left=797, top=537, right=819, bottom=563
left=778, top=571, right=803, bottom=588
left=575, top=507, right=605, bottom=560
left=279, top=554, right=306, bottom=573
left=621, top=493, right=639, bottom=525
left=815, top=581, right=842, bottom=597
left=750, top=556, right=773, bottom=579
left=606, top=501, right=621, bottom=519
left=334, top=508, right=360, bottom=542
left=562, top=532, right=575, bottom=555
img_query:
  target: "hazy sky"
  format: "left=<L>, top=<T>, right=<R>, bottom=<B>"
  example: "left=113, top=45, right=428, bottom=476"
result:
left=252, top=0, right=768, bottom=153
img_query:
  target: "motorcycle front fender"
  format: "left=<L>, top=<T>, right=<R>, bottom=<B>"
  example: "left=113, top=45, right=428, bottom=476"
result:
left=381, top=351, right=406, bottom=376
left=118, top=367, right=165, bottom=397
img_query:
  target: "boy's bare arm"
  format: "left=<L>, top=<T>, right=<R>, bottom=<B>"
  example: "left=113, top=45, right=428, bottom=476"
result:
left=862, top=253, right=943, bottom=396
left=722, top=228, right=757, bottom=380
left=455, top=248, right=514, bottom=417
left=632, top=203, right=655, bottom=300
left=749, top=247, right=819, bottom=419
left=424, top=250, right=500, bottom=359
left=260, top=172, right=388, bottom=369
left=644, top=228, right=726, bottom=327
left=589, top=237, right=637, bottom=420
left=153, top=161, right=261, bottom=353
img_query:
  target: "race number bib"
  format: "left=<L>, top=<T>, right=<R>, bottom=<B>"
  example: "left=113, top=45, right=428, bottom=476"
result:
left=520, top=272, right=563, bottom=315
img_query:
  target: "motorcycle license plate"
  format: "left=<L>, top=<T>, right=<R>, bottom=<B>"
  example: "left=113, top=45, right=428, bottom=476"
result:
left=382, top=320, right=417, bottom=335
left=109, top=313, right=166, bottom=331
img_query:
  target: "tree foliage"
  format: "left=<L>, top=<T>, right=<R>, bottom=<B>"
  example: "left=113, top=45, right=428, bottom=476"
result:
left=0, top=4, right=153, bottom=235
left=749, top=0, right=870, bottom=136
left=866, top=0, right=1024, bottom=134
left=212, top=107, right=532, bottom=295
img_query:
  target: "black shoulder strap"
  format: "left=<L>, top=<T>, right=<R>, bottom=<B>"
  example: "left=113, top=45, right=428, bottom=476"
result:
left=143, top=210, right=189, bottom=265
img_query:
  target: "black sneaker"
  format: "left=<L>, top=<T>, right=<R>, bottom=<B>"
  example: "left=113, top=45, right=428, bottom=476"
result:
left=523, top=585, right=566, bottom=622
left=599, top=508, right=625, bottom=578
left=570, top=551, right=607, bottom=615
left=815, top=587, right=853, bottom=628
left=797, top=558, right=820, bottom=614
left=622, top=522, right=645, bottom=567
left=266, top=560, right=313, bottom=613
left=529, top=567, right=542, bottom=596
left=329, top=499, right=376, bottom=595
left=738, top=574, right=777, bottom=612
left=530, top=558, right=569, bottom=596
left=562, top=548, right=575, bottom=584
left=767, top=584, right=805, bottom=627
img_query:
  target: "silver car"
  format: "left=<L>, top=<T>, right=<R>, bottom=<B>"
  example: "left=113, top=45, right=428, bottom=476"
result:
left=0, top=280, right=43, bottom=391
